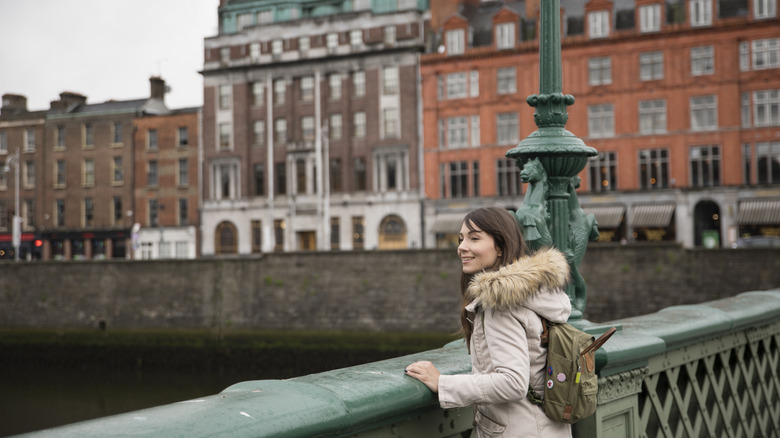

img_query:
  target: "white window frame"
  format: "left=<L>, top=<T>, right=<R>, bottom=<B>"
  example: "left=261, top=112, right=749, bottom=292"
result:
left=299, top=36, right=310, bottom=54
left=690, top=95, right=718, bottom=131
left=753, top=89, right=780, bottom=127
left=384, top=25, right=396, bottom=46
left=469, top=70, right=479, bottom=97
left=250, top=42, right=261, bottom=61
left=212, top=159, right=240, bottom=200
left=640, top=51, right=664, bottom=81
left=755, top=0, right=777, bottom=18
left=447, top=116, right=468, bottom=148
left=446, top=29, right=465, bottom=55
left=639, top=4, right=661, bottom=33
left=327, top=33, right=339, bottom=53
left=496, top=112, right=519, bottom=144
left=350, top=30, right=362, bottom=48
left=588, top=104, right=615, bottom=138
left=274, top=79, right=286, bottom=105
left=382, top=66, right=399, bottom=95
left=382, top=108, right=400, bottom=139
left=495, top=22, right=514, bottom=49
left=445, top=72, right=467, bottom=99
left=497, top=67, right=517, bottom=94
left=639, top=99, right=667, bottom=135
left=253, top=120, right=265, bottom=145
left=752, top=38, right=780, bottom=70
left=353, top=112, right=366, bottom=138
left=353, top=71, right=366, bottom=97
left=589, top=56, right=612, bottom=85
left=300, top=76, right=314, bottom=101
left=470, top=115, right=480, bottom=147
left=691, top=45, right=715, bottom=76
left=690, top=0, right=713, bottom=27
left=329, top=73, right=342, bottom=99
left=588, top=11, right=610, bottom=39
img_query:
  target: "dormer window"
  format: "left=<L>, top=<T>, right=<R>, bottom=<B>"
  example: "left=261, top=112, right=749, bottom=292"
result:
left=639, top=4, right=661, bottom=33
left=496, top=22, right=515, bottom=49
left=446, top=29, right=465, bottom=55
left=271, top=40, right=283, bottom=58
left=690, top=0, right=713, bottom=27
left=588, top=11, right=610, bottom=38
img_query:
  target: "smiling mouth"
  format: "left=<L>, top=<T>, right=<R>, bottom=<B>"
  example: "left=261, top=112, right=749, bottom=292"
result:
left=461, top=257, right=474, bottom=262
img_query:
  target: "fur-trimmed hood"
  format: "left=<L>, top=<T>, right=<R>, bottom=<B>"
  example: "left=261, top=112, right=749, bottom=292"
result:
left=466, top=247, right=570, bottom=315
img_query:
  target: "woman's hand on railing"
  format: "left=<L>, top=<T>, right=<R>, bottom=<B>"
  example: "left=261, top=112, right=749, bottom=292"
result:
left=405, top=361, right=441, bottom=393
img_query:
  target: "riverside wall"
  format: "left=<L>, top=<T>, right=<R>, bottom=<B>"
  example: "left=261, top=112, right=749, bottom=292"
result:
left=1, top=244, right=778, bottom=333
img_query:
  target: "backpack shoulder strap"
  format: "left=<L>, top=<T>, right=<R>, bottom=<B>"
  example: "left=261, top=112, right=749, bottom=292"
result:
left=539, top=317, right=549, bottom=348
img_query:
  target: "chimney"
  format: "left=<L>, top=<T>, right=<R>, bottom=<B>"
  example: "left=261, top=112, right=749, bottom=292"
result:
left=526, top=0, right=540, bottom=19
left=150, top=76, right=166, bottom=100
left=1, top=94, right=27, bottom=116
left=50, top=92, right=87, bottom=112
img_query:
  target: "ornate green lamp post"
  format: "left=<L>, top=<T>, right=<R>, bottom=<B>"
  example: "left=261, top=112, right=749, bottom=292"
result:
left=506, top=0, right=599, bottom=321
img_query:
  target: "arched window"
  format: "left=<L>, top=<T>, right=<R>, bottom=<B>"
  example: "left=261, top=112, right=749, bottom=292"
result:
left=215, top=221, right=238, bottom=254
left=378, top=215, right=407, bottom=250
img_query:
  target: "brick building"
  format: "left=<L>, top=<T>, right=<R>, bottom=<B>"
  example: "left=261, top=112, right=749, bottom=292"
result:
left=199, top=0, right=429, bottom=254
left=133, top=107, right=202, bottom=259
left=422, top=0, right=780, bottom=248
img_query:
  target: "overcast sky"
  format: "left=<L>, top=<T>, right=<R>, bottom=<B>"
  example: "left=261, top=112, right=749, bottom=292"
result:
left=0, top=0, right=219, bottom=111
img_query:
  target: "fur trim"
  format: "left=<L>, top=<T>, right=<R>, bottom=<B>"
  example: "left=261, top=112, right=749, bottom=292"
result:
left=466, top=248, right=570, bottom=311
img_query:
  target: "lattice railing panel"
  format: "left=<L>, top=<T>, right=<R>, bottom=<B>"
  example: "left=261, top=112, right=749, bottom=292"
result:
left=638, top=329, right=780, bottom=438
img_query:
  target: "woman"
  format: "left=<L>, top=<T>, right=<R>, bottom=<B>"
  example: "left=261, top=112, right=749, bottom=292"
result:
left=405, top=206, right=572, bottom=437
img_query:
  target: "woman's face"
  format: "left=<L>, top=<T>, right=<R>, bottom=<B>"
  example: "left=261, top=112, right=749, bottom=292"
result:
left=457, top=220, right=500, bottom=274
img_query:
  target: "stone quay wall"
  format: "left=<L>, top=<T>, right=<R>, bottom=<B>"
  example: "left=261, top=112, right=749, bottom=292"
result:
left=1, top=245, right=778, bottom=334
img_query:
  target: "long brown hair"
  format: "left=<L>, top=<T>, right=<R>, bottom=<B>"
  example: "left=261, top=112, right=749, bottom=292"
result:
left=458, top=207, right=527, bottom=351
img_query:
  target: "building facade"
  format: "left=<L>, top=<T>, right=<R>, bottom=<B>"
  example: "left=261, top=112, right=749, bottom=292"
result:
left=133, top=107, right=202, bottom=259
left=200, top=0, right=429, bottom=255
left=422, top=0, right=780, bottom=248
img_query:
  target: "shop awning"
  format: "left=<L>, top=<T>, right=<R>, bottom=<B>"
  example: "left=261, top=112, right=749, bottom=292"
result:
left=631, top=203, right=675, bottom=228
left=738, top=198, right=780, bottom=225
left=582, top=205, right=626, bottom=229
left=430, top=212, right=468, bottom=234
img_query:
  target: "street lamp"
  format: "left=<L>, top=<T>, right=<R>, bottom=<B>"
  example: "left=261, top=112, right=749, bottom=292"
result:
left=3, top=149, right=20, bottom=261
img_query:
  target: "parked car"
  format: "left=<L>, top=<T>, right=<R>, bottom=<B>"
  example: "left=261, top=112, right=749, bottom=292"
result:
left=733, top=236, right=780, bottom=248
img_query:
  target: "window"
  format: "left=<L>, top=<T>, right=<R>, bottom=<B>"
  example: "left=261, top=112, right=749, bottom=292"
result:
left=213, top=161, right=239, bottom=199
left=148, top=160, right=158, bottom=186
left=588, top=152, right=618, bottom=192
left=148, top=129, right=158, bottom=150
left=471, top=115, right=480, bottom=146
left=84, top=124, right=94, bottom=147
left=0, top=166, right=5, bottom=190
left=327, top=33, right=339, bottom=52
left=497, top=112, right=519, bottom=144
left=113, top=122, right=123, bottom=144
left=752, top=38, right=780, bottom=70
left=689, top=145, right=721, bottom=187
left=299, top=36, right=310, bottom=54
left=84, top=198, right=94, bottom=227
left=55, top=199, right=65, bottom=227
left=23, top=129, right=35, bottom=152
left=149, top=199, right=159, bottom=227
left=250, top=42, right=261, bottom=61
left=640, top=51, right=664, bottom=80
left=497, top=158, right=522, bottom=196
left=24, top=199, right=34, bottom=228
left=113, top=196, right=123, bottom=225
left=329, top=74, right=342, bottom=99
left=271, top=39, right=283, bottom=57
left=753, top=89, right=780, bottom=126
left=274, top=219, right=285, bottom=251
left=375, top=149, right=406, bottom=192
left=496, top=22, right=514, bottom=49
left=383, top=108, right=400, bottom=138
left=23, top=161, right=35, bottom=188
left=178, top=127, right=189, bottom=147
left=55, top=160, right=66, bottom=187
left=589, top=57, right=612, bottom=85
left=690, top=0, right=712, bottom=26
left=353, top=71, right=365, bottom=97
left=588, top=11, right=609, bottom=38
left=352, top=216, right=365, bottom=249
left=253, top=120, right=265, bottom=145
left=639, top=99, right=667, bottom=134
left=274, top=118, right=287, bottom=144
left=639, top=4, right=661, bottom=32
left=83, top=159, right=94, bottom=187
left=178, top=158, right=189, bottom=186
left=330, top=114, right=342, bottom=140
left=220, top=47, right=230, bottom=64
left=353, top=112, right=366, bottom=138
left=302, top=116, right=315, bottom=141
left=757, top=141, right=780, bottom=184
left=219, top=84, right=231, bottom=109
left=384, top=25, right=396, bottom=45
left=350, top=30, right=362, bottom=48
left=330, top=158, right=342, bottom=192
left=274, top=79, right=286, bottom=105
left=237, top=13, right=253, bottom=30
left=497, top=67, right=516, bottom=94
left=112, top=156, right=123, bottom=183
left=755, top=0, right=777, bottom=18
left=253, top=163, right=265, bottom=196
left=638, top=148, right=669, bottom=189
left=300, top=76, right=314, bottom=101
left=275, top=162, right=286, bottom=195
left=258, top=9, right=273, bottom=24
left=742, top=92, right=752, bottom=128
left=470, top=71, right=479, bottom=97
left=445, top=72, right=467, bottom=99
left=447, top=116, right=468, bottom=148
left=588, top=104, right=615, bottom=138
left=354, top=157, right=367, bottom=191
left=252, top=82, right=264, bottom=106
left=330, top=217, right=340, bottom=250
left=691, top=46, right=714, bottom=76
left=178, top=198, right=188, bottom=226
left=446, top=29, right=465, bottom=55
left=0, top=202, right=6, bottom=228
left=382, top=67, right=399, bottom=94
left=219, top=123, right=231, bottom=149
left=444, top=161, right=470, bottom=198
left=55, top=126, right=64, bottom=149
left=251, top=220, right=263, bottom=253
left=690, top=95, right=717, bottom=131
left=0, top=132, right=7, bottom=153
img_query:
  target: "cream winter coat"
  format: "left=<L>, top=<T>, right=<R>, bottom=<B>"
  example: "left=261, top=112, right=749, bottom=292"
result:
left=438, top=248, right=573, bottom=437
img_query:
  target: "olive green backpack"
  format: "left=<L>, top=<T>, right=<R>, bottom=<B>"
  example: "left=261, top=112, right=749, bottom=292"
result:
left=528, top=319, right=616, bottom=424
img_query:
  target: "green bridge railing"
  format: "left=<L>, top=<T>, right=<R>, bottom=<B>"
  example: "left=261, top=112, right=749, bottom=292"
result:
left=19, top=288, right=780, bottom=438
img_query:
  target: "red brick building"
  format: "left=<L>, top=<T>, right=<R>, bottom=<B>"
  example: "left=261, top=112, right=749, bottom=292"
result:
left=423, top=0, right=780, bottom=248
